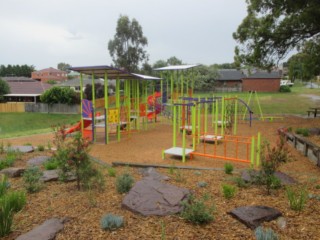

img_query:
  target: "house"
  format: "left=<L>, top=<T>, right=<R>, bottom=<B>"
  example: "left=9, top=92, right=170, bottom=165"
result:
left=31, top=67, right=67, bottom=83
left=215, top=69, right=281, bottom=92
left=214, top=69, right=245, bottom=92
left=2, top=76, right=52, bottom=103
left=242, top=71, right=281, bottom=92
left=57, top=77, right=105, bottom=92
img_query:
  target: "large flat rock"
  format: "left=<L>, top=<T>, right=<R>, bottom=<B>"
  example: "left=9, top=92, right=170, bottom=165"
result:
left=122, top=178, right=190, bottom=216
left=0, top=167, right=25, bottom=177
left=27, top=156, right=51, bottom=166
left=228, top=205, right=282, bottom=229
left=7, top=146, right=34, bottom=153
left=241, top=169, right=297, bottom=185
left=16, top=218, right=65, bottom=240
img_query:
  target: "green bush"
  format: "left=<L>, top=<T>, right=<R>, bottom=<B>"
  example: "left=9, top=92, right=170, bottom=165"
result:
left=180, top=195, right=215, bottom=225
left=197, top=181, right=208, bottom=188
left=295, top=128, right=310, bottom=137
left=107, top=167, right=116, bottom=177
left=224, top=163, right=234, bottom=175
left=255, top=226, right=278, bottom=240
left=37, top=145, right=45, bottom=151
left=43, top=159, right=59, bottom=170
left=0, top=142, right=5, bottom=154
left=279, top=85, right=291, bottom=92
left=23, top=166, right=43, bottom=193
left=100, top=213, right=124, bottom=231
left=0, top=175, right=9, bottom=197
left=1, top=191, right=26, bottom=213
left=232, top=177, right=250, bottom=188
left=222, top=184, right=236, bottom=199
left=286, top=186, right=308, bottom=211
left=0, top=197, right=14, bottom=237
left=116, top=173, right=134, bottom=194
left=40, top=86, right=78, bottom=105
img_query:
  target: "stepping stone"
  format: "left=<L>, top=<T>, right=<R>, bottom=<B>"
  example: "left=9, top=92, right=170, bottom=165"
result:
left=228, top=205, right=282, bottom=229
left=7, top=146, right=34, bottom=153
left=16, top=218, right=66, bottom=240
left=0, top=167, right=25, bottom=177
left=241, top=170, right=297, bottom=185
left=140, top=167, right=170, bottom=181
left=27, top=156, right=51, bottom=166
left=41, top=170, right=59, bottom=182
left=122, top=178, right=190, bottom=216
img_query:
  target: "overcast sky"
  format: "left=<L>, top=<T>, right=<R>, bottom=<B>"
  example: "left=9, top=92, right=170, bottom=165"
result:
left=0, top=0, right=248, bottom=70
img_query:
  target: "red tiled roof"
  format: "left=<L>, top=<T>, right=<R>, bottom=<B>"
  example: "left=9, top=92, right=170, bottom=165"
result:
left=7, top=81, right=52, bottom=95
left=33, top=67, right=66, bottom=73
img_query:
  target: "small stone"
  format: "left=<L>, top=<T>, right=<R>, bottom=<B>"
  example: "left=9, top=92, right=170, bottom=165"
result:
left=0, top=167, right=25, bottom=177
left=276, top=217, right=287, bottom=230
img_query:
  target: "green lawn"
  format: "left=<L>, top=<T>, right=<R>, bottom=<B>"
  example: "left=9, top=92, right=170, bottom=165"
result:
left=0, top=113, right=80, bottom=139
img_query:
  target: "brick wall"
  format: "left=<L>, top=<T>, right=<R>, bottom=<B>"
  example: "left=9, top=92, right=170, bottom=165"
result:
left=242, top=78, right=280, bottom=92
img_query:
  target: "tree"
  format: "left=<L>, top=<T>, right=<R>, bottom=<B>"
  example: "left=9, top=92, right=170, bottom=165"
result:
left=0, top=78, right=10, bottom=101
left=0, top=64, right=35, bottom=77
left=84, top=83, right=105, bottom=100
left=57, top=62, right=71, bottom=73
left=108, top=15, right=148, bottom=72
left=233, top=0, right=320, bottom=69
left=40, top=87, right=78, bottom=105
left=166, top=56, right=183, bottom=66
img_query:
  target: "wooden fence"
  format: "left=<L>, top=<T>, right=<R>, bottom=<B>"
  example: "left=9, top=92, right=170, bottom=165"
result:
left=0, top=102, right=25, bottom=112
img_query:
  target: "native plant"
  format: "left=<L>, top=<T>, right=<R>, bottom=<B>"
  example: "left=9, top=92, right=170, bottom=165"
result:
left=52, top=126, right=104, bottom=191
left=286, top=186, right=308, bottom=212
left=23, top=166, right=43, bottom=193
left=180, top=194, right=215, bottom=225
left=100, top=213, right=124, bottom=231
left=224, top=163, right=234, bottom=174
left=116, top=173, right=134, bottom=194
left=222, top=184, right=236, bottom=199
left=255, top=226, right=278, bottom=240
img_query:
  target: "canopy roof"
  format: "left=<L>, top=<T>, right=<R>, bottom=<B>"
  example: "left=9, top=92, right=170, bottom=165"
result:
left=154, top=64, right=198, bottom=71
left=69, top=65, right=160, bottom=80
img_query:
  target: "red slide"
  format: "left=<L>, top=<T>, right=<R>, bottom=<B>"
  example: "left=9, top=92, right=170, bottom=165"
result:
left=65, top=119, right=92, bottom=134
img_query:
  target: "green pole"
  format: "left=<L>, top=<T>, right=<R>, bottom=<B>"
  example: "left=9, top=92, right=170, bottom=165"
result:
left=221, top=97, right=225, bottom=136
left=181, top=71, right=184, bottom=97
left=256, top=132, right=261, bottom=167
left=116, top=78, right=120, bottom=142
left=91, top=72, right=96, bottom=141
left=170, top=71, right=174, bottom=104
left=80, top=73, right=84, bottom=133
left=182, top=128, right=186, bottom=163
left=197, top=100, right=201, bottom=144
left=104, top=71, right=109, bottom=144
left=192, top=104, right=196, bottom=150
left=160, top=78, right=163, bottom=116
left=233, top=97, right=238, bottom=135
left=173, top=105, right=177, bottom=147
left=250, top=136, right=255, bottom=168
left=215, top=100, right=218, bottom=135
left=204, top=98, right=208, bottom=134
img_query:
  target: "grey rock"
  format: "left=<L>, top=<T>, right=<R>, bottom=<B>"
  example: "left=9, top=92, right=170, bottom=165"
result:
left=27, top=156, right=51, bottom=166
left=41, top=170, right=59, bottom=182
left=7, top=146, right=34, bottom=153
left=15, top=218, right=65, bottom=240
left=228, top=205, right=282, bottom=229
left=122, top=178, right=190, bottom=216
left=0, top=167, right=25, bottom=177
left=140, top=167, right=170, bottom=181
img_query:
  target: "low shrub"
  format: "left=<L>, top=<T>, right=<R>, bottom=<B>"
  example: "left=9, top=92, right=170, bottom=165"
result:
left=100, top=213, right=124, bottom=231
left=295, top=128, right=310, bottom=137
left=286, top=186, right=308, bottom=211
left=224, top=163, right=234, bottom=175
left=23, top=166, right=43, bottom=193
left=180, top=195, right=215, bottom=225
left=197, top=181, right=208, bottom=188
left=279, top=85, right=291, bottom=93
left=232, top=177, right=250, bottom=188
left=116, top=173, right=134, bottom=194
left=1, top=191, right=26, bottom=213
left=222, top=184, right=236, bottom=199
left=255, top=226, right=278, bottom=240
left=0, top=197, right=14, bottom=237
left=0, top=175, right=9, bottom=197
left=43, top=159, right=59, bottom=170
left=107, top=167, right=116, bottom=177
left=37, top=145, right=45, bottom=151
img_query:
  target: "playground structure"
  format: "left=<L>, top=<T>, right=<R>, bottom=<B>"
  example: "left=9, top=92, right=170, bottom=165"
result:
left=67, top=64, right=263, bottom=167
left=67, top=66, right=163, bottom=144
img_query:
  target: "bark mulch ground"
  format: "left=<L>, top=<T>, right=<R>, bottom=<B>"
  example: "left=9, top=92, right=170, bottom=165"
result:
left=1, top=116, right=320, bottom=240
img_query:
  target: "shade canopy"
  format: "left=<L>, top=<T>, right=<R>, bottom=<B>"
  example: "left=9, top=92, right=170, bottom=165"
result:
left=154, top=64, right=198, bottom=71
left=69, top=65, right=160, bottom=80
